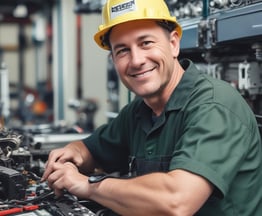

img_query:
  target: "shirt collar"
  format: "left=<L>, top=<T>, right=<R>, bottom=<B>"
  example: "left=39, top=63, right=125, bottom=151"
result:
left=166, top=58, right=200, bottom=111
left=136, top=59, right=200, bottom=117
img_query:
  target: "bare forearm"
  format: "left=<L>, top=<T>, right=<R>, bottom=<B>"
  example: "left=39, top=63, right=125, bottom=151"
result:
left=45, top=163, right=212, bottom=216
left=87, top=171, right=209, bottom=216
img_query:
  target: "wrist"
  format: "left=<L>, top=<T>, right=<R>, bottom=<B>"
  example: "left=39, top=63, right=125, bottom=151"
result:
left=88, top=172, right=120, bottom=184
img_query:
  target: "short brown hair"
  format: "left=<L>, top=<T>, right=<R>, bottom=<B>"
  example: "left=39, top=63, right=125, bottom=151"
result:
left=102, top=20, right=177, bottom=50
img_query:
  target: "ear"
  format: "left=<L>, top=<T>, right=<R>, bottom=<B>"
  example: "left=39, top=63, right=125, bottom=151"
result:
left=169, top=30, right=180, bottom=58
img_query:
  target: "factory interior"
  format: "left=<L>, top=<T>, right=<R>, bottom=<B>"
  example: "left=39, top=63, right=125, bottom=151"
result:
left=0, top=0, right=262, bottom=215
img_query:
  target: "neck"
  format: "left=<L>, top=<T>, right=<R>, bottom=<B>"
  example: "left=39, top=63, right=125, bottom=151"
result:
left=144, top=62, right=184, bottom=116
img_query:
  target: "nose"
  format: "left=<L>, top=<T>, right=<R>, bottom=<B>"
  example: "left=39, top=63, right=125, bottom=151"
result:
left=129, top=47, right=146, bottom=68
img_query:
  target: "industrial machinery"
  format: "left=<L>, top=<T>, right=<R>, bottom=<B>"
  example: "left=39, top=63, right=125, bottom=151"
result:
left=0, top=128, right=115, bottom=215
left=174, top=0, right=262, bottom=131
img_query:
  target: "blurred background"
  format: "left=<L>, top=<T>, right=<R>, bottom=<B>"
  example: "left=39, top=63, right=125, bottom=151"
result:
left=0, top=0, right=262, bottom=134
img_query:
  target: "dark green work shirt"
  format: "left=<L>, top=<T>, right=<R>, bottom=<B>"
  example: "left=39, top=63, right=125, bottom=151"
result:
left=83, top=59, right=262, bottom=215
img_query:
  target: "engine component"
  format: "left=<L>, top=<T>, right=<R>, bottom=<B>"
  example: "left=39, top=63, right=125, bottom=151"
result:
left=0, top=165, right=26, bottom=200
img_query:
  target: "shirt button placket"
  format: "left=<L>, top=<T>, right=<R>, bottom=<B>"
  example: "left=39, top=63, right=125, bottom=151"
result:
left=145, top=139, right=155, bottom=158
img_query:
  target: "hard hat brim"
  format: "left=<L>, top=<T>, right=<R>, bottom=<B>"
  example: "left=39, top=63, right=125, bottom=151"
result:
left=94, top=18, right=182, bottom=50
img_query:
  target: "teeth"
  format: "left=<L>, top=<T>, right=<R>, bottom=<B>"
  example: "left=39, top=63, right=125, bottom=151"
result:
left=131, top=68, right=155, bottom=78
left=133, top=71, right=149, bottom=77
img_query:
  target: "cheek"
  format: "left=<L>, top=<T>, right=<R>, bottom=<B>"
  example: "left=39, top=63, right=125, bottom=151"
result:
left=152, top=46, right=175, bottom=74
left=151, top=49, right=172, bottom=69
left=152, top=43, right=173, bottom=58
left=114, top=64, right=123, bottom=77
left=113, top=58, right=128, bottom=76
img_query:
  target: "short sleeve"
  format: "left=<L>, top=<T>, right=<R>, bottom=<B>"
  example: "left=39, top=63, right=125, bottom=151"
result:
left=170, top=103, right=251, bottom=198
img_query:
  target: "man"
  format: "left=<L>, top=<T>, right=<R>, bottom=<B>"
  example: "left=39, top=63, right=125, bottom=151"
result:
left=42, top=0, right=262, bottom=215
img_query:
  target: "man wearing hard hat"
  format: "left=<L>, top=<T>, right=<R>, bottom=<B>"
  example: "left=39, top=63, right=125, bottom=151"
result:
left=42, top=0, right=262, bottom=215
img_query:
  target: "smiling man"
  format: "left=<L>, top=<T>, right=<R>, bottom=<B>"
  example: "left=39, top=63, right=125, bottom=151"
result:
left=42, top=0, right=262, bottom=215
left=110, top=20, right=184, bottom=115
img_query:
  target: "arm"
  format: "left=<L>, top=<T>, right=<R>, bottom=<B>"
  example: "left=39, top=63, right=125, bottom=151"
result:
left=47, top=163, right=213, bottom=216
left=89, top=169, right=213, bottom=216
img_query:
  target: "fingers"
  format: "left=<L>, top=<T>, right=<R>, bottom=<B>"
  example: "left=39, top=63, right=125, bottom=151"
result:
left=45, top=162, right=66, bottom=192
left=41, top=145, right=83, bottom=182
left=41, top=148, right=66, bottom=181
left=45, top=162, right=90, bottom=199
left=54, top=188, right=64, bottom=197
left=46, top=162, right=78, bottom=196
left=41, top=160, right=51, bottom=181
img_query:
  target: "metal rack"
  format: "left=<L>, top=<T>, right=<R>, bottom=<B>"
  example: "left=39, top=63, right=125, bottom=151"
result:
left=176, top=0, right=262, bottom=125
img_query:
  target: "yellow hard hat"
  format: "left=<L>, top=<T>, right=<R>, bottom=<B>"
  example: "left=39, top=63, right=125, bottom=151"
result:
left=94, top=0, right=182, bottom=50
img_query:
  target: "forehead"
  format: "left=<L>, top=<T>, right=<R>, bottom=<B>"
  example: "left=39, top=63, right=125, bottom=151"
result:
left=110, top=19, right=161, bottom=38
left=108, top=20, right=172, bottom=52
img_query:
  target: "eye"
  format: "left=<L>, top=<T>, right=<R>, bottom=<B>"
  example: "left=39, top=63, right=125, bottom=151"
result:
left=141, top=40, right=154, bottom=47
left=115, top=47, right=129, bottom=57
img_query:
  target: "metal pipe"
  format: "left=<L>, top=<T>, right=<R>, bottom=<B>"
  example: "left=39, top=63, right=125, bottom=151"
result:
left=202, top=0, right=209, bottom=18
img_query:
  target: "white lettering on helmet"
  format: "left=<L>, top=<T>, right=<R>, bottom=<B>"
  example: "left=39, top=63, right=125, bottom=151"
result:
left=110, top=0, right=136, bottom=19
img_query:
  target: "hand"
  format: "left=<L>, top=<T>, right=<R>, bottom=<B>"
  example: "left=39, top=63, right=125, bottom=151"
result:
left=41, top=142, right=86, bottom=182
left=46, top=161, right=90, bottom=198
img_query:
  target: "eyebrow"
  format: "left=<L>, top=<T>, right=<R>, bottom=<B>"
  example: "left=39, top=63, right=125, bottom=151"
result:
left=112, top=43, right=126, bottom=53
left=112, top=34, right=154, bottom=52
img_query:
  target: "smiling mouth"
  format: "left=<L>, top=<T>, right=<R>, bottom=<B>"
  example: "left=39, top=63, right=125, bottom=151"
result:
left=130, top=67, right=156, bottom=78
